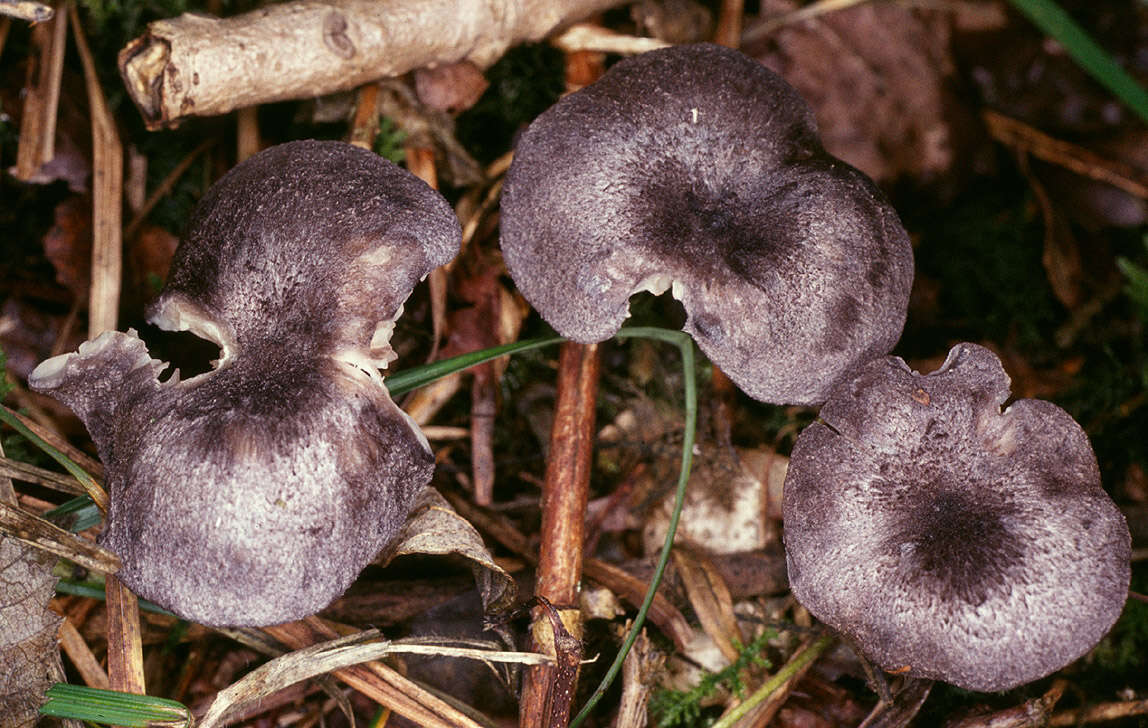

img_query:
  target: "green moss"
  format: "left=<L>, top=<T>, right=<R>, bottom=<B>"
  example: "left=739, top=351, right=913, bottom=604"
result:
left=908, top=177, right=1063, bottom=355
left=650, top=630, right=776, bottom=728
left=373, top=116, right=409, bottom=165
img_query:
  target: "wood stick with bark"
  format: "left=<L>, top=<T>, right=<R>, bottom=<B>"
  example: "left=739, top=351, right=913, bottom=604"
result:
left=118, top=0, right=625, bottom=129
left=520, top=341, right=600, bottom=728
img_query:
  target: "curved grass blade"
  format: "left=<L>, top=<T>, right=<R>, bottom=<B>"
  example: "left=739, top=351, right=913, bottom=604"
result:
left=570, top=326, right=697, bottom=727
left=384, top=335, right=564, bottom=396
left=1007, top=0, right=1148, bottom=124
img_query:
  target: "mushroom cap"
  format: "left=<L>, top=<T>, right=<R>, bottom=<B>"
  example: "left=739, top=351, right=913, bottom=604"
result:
left=499, top=43, right=913, bottom=405
left=151, top=139, right=461, bottom=366
left=782, top=343, right=1131, bottom=691
left=29, top=141, right=461, bottom=626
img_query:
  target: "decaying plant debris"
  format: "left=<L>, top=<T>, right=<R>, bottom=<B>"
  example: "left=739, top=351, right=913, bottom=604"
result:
left=2, top=0, right=1148, bottom=727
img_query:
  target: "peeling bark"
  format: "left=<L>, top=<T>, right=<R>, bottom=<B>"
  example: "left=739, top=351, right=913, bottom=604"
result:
left=119, top=0, right=624, bottom=129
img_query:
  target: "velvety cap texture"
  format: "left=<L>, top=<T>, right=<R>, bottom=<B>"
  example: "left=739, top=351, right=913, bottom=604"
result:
left=500, top=43, right=913, bottom=405
left=29, top=141, right=461, bottom=626
left=782, top=342, right=1130, bottom=691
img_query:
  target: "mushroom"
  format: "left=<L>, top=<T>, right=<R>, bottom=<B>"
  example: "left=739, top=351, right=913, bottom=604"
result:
left=782, top=342, right=1131, bottom=692
left=499, top=43, right=913, bottom=405
left=29, top=140, right=462, bottom=626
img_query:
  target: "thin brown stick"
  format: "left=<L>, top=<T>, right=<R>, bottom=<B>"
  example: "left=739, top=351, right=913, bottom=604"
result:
left=122, top=137, right=215, bottom=241
left=713, top=0, right=744, bottom=48
left=0, top=16, right=10, bottom=55
left=348, top=82, right=380, bottom=150
left=236, top=105, right=261, bottom=163
left=709, top=366, right=737, bottom=448
left=58, top=617, right=111, bottom=690
left=520, top=341, right=600, bottom=728
left=405, top=144, right=450, bottom=367
left=983, top=109, right=1148, bottom=200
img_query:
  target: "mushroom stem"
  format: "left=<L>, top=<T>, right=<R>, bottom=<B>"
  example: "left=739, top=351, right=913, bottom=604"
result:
left=521, top=341, right=600, bottom=728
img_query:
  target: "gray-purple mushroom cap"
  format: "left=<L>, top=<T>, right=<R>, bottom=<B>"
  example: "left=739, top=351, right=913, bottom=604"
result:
left=499, top=43, right=913, bottom=406
left=782, top=343, right=1130, bottom=692
left=28, top=140, right=461, bottom=627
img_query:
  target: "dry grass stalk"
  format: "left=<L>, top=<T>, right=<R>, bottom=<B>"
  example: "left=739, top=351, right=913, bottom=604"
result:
left=13, top=1, right=65, bottom=181
left=2, top=405, right=105, bottom=482
left=71, top=0, right=122, bottom=340
left=0, top=456, right=86, bottom=496
left=264, top=617, right=490, bottom=728
left=0, top=499, right=120, bottom=573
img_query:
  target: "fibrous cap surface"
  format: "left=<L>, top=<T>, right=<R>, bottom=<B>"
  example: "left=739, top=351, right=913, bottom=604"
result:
left=29, top=141, right=462, bottom=626
left=782, top=342, right=1131, bottom=691
left=500, top=43, right=914, bottom=405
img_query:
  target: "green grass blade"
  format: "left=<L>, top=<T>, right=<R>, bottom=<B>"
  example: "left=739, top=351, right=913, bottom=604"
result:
left=39, top=684, right=191, bottom=727
left=1006, top=0, right=1148, bottom=124
left=54, top=578, right=175, bottom=616
left=570, top=326, right=698, bottom=727
left=0, top=405, right=105, bottom=509
left=45, top=496, right=103, bottom=532
left=384, top=335, right=565, bottom=396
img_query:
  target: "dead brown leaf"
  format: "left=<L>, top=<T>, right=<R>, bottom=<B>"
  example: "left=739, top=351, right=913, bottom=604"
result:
left=0, top=452, right=67, bottom=728
left=747, top=0, right=985, bottom=194
left=414, top=61, right=489, bottom=113
left=377, top=487, right=517, bottom=615
left=42, top=195, right=91, bottom=303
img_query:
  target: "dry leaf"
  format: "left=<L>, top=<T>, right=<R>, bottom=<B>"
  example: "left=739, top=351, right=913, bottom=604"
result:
left=748, top=0, right=984, bottom=194
left=414, top=62, right=489, bottom=113
left=0, top=467, right=67, bottom=728
left=377, top=487, right=516, bottom=614
left=42, top=195, right=92, bottom=303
